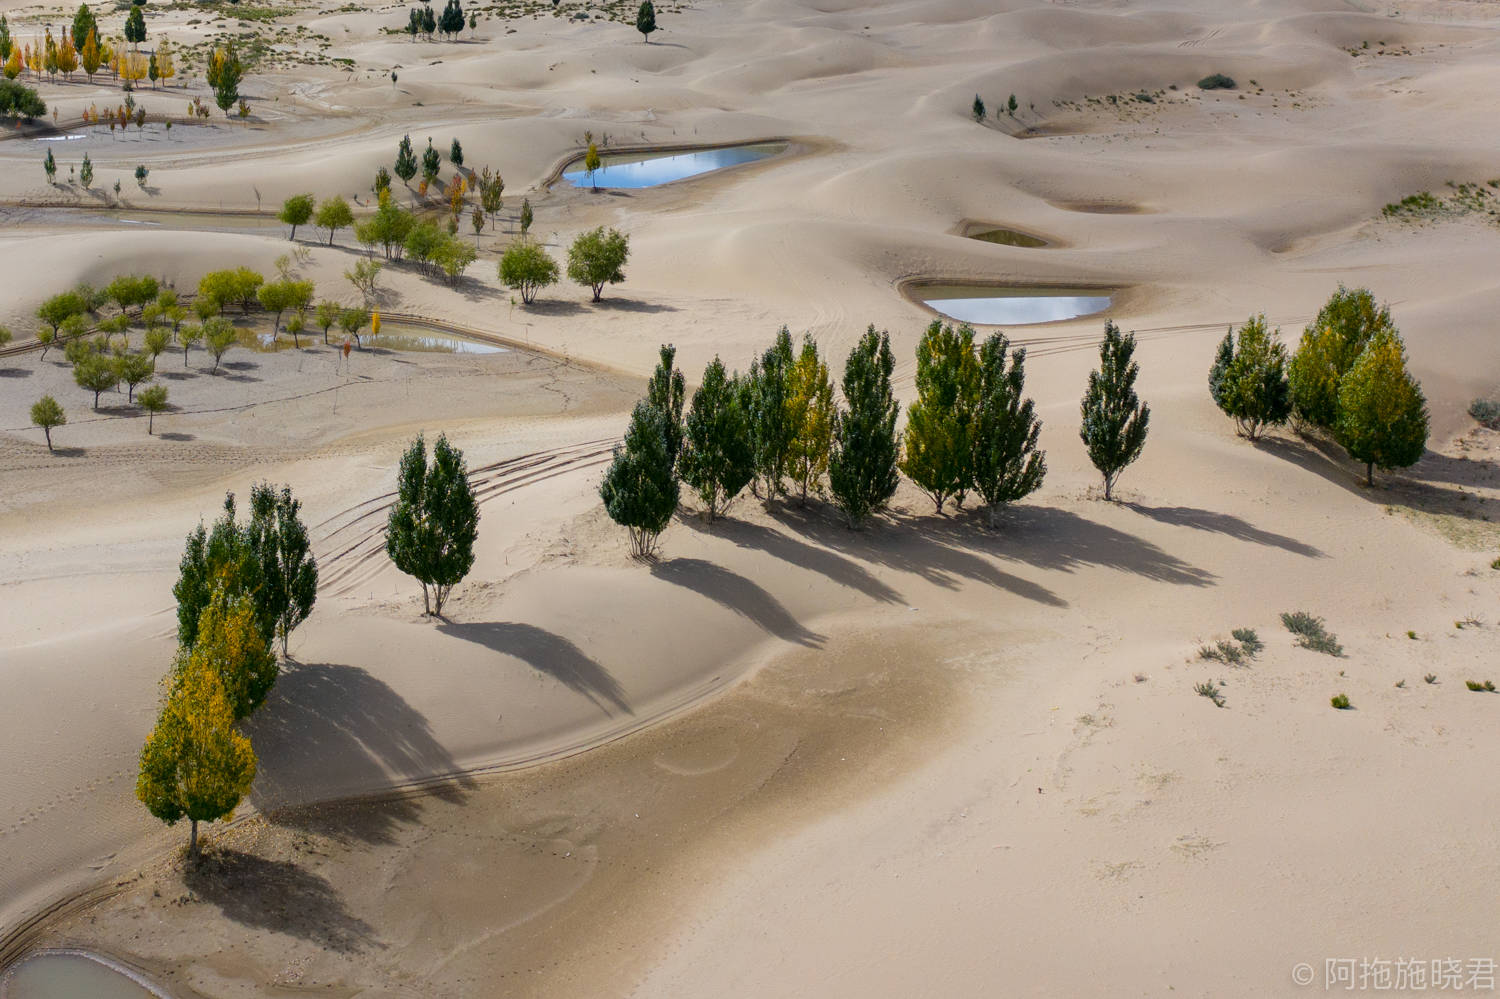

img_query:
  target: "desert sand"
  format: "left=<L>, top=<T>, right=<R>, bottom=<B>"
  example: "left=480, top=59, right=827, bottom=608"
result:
left=3, top=0, right=1500, bottom=994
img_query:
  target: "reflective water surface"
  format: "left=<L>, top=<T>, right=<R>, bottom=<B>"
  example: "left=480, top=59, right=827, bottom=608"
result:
left=562, top=143, right=787, bottom=189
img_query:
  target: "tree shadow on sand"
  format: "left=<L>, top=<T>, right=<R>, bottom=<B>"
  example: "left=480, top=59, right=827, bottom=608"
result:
left=435, top=621, right=630, bottom=716
left=1260, top=433, right=1500, bottom=530
left=247, top=661, right=473, bottom=846
left=650, top=556, right=826, bottom=647
left=680, top=515, right=903, bottom=605
left=768, top=503, right=1071, bottom=606
left=185, top=848, right=379, bottom=954
left=1122, top=502, right=1325, bottom=558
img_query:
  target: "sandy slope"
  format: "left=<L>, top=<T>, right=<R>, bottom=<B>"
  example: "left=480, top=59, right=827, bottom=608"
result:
left=4, top=0, right=1500, bottom=994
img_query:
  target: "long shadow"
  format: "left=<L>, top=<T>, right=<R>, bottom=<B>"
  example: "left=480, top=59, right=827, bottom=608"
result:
left=1260, top=434, right=1500, bottom=526
left=942, top=505, right=1217, bottom=586
left=184, top=849, right=378, bottom=953
left=1123, top=503, right=1325, bottom=558
left=222, top=359, right=259, bottom=371
left=436, top=621, right=630, bottom=715
left=681, top=515, right=902, bottom=604
left=247, top=661, right=472, bottom=846
left=591, top=297, right=678, bottom=314
left=0, top=368, right=32, bottom=378
left=651, top=556, right=825, bottom=647
left=159, top=431, right=196, bottom=441
left=771, top=503, right=1070, bottom=606
left=519, top=299, right=586, bottom=317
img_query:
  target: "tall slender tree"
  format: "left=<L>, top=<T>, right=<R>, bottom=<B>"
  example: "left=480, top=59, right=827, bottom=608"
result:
left=248, top=483, right=319, bottom=656
left=1079, top=321, right=1150, bottom=500
left=395, top=133, right=418, bottom=184
left=136, top=648, right=256, bottom=864
left=601, top=400, right=680, bottom=557
left=646, top=343, right=686, bottom=468
left=785, top=334, right=834, bottom=505
left=385, top=434, right=480, bottom=616
left=901, top=319, right=978, bottom=513
left=971, top=332, right=1045, bottom=526
left=679, top=358, right=754, bottom=521
left=743, top=326, right=795, bottom=499
left=636, top=1, right=656, bottom=42
left=828, top=325, right=900, bottom=528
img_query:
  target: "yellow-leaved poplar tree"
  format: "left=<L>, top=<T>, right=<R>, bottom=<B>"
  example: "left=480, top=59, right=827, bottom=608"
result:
left=136, top=652, right=257, bottom=863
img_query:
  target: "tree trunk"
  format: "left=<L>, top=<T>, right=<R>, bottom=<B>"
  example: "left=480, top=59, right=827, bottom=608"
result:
left=289, top=224, right=297, bottom=241
left=148, top=410, right=154, bottom=434
left=1103, top=475, right=1113, bottom=501
left=188, top=818, right=199, bottom=864
left=44, top=427, right=53, bottom=451
left=1366, top=462, right=1374, bottom=487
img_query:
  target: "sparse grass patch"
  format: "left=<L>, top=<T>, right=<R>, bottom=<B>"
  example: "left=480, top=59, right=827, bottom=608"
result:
left=1230, top=628, right=1262, bottom=655
left=1197, top=640, right=1245, bottom=666
left=1194, top=680, right=1225, bottom=708
left=1281, top=611, right=1343, bottom=656
left=1424, top=673, right=1438, bottom=685
left=1454, top=615, right=1482, bottom=629
left=1330, top=693, right=1351, bottom=710
left=1394, top=679, right=1406, bottom=688
left=1469, top=398, right=1500, bottom=428
left=1465, top=680, right=1496, bottom=692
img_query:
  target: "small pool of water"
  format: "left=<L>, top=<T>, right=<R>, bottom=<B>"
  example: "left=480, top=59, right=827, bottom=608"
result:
left=919, top=286, right=1113, bottom=325
left=366, top=330, right=507, bottom=354
left=244, top=326, right=506, bottom=354
left=561, top=142, right=787, bottom=189
left=1, top=952, right=162, bottom=999
left=967, top=227, right=1047, bottom=248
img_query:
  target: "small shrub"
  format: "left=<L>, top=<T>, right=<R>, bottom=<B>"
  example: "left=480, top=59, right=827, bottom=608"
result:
left=1231, top=628, right=1262, bottom=655
left=1406, top=630, right=1417, bottom=639
left=1330, top=693, right=1351, bottom=710
left=1394, top=679, right=1407, bottom=688
left=1455, top=615, right=1481, bottom=629
left=1281, top=611, right=1342, bottom=655
left=1491, top=556, right=1500, bottom=571
left=1197, top=641, right=1245, bottom=666
left=1424, top=673, right=1438, bottom=684
left=1468, top=398, right=1500, bottom=428
left=1194, top=680, right=1225, bottom=708
left=1465, top=680, right=1496, bottom=692
left=1197, top=73, right=1236, bottom=90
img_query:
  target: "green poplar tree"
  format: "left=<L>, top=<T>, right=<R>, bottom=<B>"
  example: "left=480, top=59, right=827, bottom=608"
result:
left=1335, top=327, right=1428, bottom=486
left=43, top=147, right=55, bottom=183
left=901, top=319, right=978, bottom=513
left=743, top=326, right=795, bottom=499
left=394, top=133, right=418, bottom=183
left=646, top=343, right=686, bottom=467
left=828, top=325, right=900, bottom=528
left=1209, top=314, right=1291, bottom=440
left=601, top=400, right=680, bottom=557
left=1079, top=321, right=1149, bottom=500
left=679, top=357, right=754, bottom=521
left=636, top=0, right=656, bottom=42
left=385, top=433, right=480, bottom=616
left=971, top=332, right=1045, bottom=526
left=248, top=483, right=319, bottom=657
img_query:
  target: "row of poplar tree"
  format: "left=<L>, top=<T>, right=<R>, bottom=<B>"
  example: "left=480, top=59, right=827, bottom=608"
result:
left=600, top=318, right=1153, bottom=555
left=136, top=486, right=318, bottom=862
left=1208, top=285, right=1428, bottom=484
